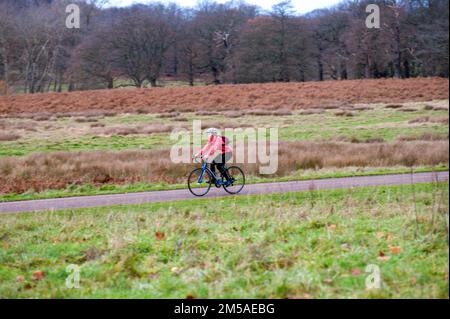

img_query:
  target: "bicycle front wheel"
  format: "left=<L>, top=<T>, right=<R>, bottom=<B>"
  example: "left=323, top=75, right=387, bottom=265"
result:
left=188, top=168, right=212, bottom=196
left=223, top=166, right=245, bottom=194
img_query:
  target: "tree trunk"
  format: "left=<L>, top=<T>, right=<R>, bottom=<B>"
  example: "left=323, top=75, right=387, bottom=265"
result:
left=68, top=81, right=74, bottom=92
left=318, top=57, right=324, bottom=81
left=364, top=54, right=371, bottom=79
left=57, top=72, right=63, bottom=92
left=212, top=66, right=220, bottom=84
left=107, top=76, right=114, bottom=89
left=394, top=23, right=402, bottom=78
left=188, top=59, right=194, bottom=86
left=403, top=59, right=410, bottom=78
left=1, top=47, right=9, bottom=90
left=340, top=61, right=347, bottom=80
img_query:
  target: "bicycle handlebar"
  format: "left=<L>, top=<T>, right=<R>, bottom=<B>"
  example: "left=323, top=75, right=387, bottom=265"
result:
left=192, top=155, right=204, bottom=164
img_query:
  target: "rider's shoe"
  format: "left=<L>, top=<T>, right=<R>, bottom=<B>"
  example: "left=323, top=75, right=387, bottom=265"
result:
left=208, top=177, right=221, bottom=187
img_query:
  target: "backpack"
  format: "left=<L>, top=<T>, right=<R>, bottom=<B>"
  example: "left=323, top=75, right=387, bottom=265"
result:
left=221, top=136, right=230, bottom=146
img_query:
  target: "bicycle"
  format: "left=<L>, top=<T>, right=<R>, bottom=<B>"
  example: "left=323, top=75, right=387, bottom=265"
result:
left=188, top=156, right=245, bottom=197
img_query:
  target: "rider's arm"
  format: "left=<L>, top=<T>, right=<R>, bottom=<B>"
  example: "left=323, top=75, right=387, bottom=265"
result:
left=204, top=137, right=221, bottom=157
left=195, top=143, right=211, bottom=157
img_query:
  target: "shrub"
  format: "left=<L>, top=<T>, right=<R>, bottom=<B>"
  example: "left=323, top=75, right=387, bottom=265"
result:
left=0, top=140, right=447, bottom=194
left=385, top=104, right=403, bottom=109
left=334, top=110, right=355, bottom=117
left=157, top=112, right=180, bottom=118
left=0, top=133, right=20, bottom=141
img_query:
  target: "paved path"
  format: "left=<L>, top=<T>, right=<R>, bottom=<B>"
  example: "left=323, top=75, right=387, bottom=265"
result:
left=0, top=171, right=447, bottom=214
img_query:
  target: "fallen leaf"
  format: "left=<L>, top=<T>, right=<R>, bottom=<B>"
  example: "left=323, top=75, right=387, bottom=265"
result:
left=377, top=251, right=391, bottom=261
left=352, top=268, right=362, bottom=276
left=16, top=275, right=25, bottom=283
left=376, top=232, right=385, bottom=239
left=387, top=234, right=394, bottom=241
left=32, top=270, right=46, bottom=281
left=327, top=224, right=337, bottom=230
left=155, top=231, right=165, bottom=240
left=389, top=246, right=402, bottom=254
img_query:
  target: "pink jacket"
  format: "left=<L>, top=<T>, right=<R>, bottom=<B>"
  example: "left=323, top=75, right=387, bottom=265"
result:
left=198, top=135, right=232, bottom=157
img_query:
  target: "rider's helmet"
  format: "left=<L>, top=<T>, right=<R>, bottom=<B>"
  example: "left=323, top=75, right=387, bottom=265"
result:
left=205, top=127, right=219, bottom=136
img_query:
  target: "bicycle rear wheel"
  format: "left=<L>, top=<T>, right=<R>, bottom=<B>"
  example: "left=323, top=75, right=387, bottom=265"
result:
left=223, top=166, right=245, bottom=194
left=188, top=168, right=212, bottom=196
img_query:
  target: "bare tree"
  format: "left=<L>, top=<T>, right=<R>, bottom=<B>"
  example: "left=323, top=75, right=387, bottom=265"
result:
left=0, top=0, right=447, bottom=92
left=108, top=4, right=175, bottom=87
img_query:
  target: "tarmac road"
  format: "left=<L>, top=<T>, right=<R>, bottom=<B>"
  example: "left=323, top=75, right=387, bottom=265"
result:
left=0, top=171, right=447, bottom=214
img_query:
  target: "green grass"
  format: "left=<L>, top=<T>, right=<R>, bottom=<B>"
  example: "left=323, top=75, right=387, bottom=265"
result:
left=0, top=165, right=447, bottom=203
left=10, top=79, right=207, bottom=94
left=112, top=78, right=207, bottom=89
left=1, top=102, right=448, bottom=157
left=0, top=182, right=448, bottom=298
left=278, top=107, right=449, bottom=142
left=0, top=134, right=171, bottom=157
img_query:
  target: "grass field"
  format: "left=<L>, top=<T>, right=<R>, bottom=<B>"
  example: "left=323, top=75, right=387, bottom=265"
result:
left=0, top=98, right=448, bottom=198
left=0, top=100, right=448, bottom=157
left=0, top=78, right=448, bottom=299
left=0, top=182, right=448, bottom=298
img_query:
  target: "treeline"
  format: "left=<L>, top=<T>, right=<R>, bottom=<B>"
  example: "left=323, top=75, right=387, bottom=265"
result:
left=0, top=0, right=448, bottom=93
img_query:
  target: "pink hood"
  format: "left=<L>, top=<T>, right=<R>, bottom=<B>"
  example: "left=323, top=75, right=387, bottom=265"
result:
left=198, top=135, right=232, bottom=157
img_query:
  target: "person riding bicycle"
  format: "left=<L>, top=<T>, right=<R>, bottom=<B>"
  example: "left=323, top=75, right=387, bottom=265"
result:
left=194, top=127, right=232, bottom=183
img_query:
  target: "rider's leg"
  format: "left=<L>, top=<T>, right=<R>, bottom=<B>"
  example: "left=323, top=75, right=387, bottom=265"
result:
left=209, top=163, right=217, bottom=182
left=212, top=154, right=224, bottom=181
left=217, top=153, right=232, bottom=181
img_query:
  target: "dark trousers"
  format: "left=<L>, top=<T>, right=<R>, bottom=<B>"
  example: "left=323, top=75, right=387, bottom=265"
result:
left=210, top=152, right=232, bottom=180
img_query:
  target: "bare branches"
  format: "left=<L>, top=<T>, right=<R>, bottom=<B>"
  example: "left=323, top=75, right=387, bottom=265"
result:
left=0, top=0, right=447, bottom=92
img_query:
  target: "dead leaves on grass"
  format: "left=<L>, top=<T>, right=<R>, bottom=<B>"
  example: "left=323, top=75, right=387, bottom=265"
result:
left=352, top=268, right=362, bottom=276
left=389, top=246, right=403, bottom=255
left=375, top=232, right=402, bottom=260
left=377, top=251, right=391, bottom=262
left=32, top=270, right=46, bottom=281
left=155, top=231, right=165, bottom=240
left=16, top=275, right=25, bottom=283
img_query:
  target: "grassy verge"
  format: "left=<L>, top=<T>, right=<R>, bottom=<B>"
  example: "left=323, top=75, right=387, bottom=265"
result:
left=0, top=182, right=448, bottom=298
left=1, top=101, right=448, bottom=157
left=0, top=165, right=447, bottom=202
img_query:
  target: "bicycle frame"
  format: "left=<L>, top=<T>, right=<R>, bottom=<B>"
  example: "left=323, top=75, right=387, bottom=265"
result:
left=198, top=161, right=231, bottom=186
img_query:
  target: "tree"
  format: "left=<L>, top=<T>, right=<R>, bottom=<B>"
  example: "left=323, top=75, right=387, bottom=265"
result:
left=0, top=0, right=448, bottom=93
left=108, top=4, right=175, bottom=87
left=192, top=0, right=256, bottom=84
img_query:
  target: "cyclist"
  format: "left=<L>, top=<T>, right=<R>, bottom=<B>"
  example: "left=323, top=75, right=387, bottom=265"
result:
left=194, top=127, right=232, bottom=183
